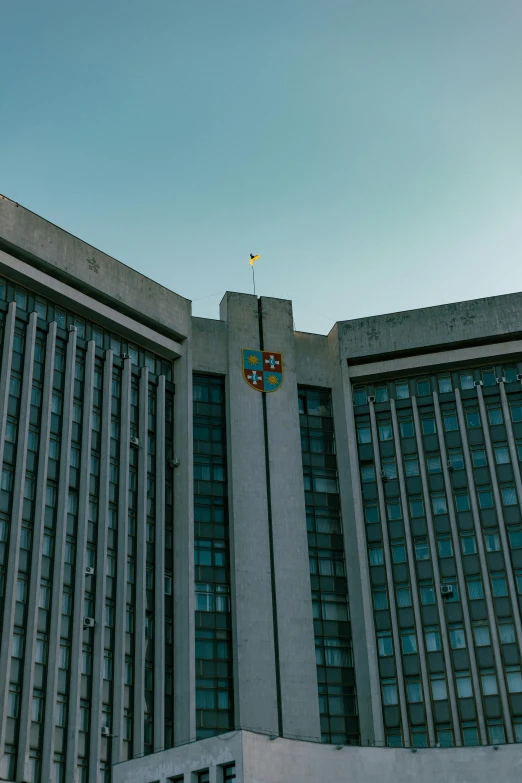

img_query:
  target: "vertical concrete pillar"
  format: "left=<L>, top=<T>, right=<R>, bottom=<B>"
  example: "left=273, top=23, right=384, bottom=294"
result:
left=112, top=357, right=132, bottom=764
left=17, top=321, right=56, bottom=782
left=154, top=376, right=166, bottom=751
left=89, top=349, right=113, bottom=783
left=133, top=367, right=149, bottom=756
left=331, top=352, right=383, bottom=744
left=65, top=340, right=95, bottom=782
left=0, top=310, right=36, bottom=754
left=259, top=297, right=321, bottom=740
left=41, top=324, right=77, bottom=783
left=220, top=293, right=279, bottom=735
left=173, top=341, right=195, bottom=743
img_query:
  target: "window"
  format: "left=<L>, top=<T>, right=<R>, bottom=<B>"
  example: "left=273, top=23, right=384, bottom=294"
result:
left=448, top=449, right=464, bottom=470
left=357, top=423, right=371, bottom=444
left=456, top=671, right=473, bottom=699
left=415, top=539, right=429, bottom=560
left=375, top=385, right=389, bottom=403
left=443, top=412, right=458, bottom=432
left=474, top=624, right=490, bottom=647
left=467, top=577, right=484, bottom=600
left=382, top=679, right=398, bottom=705
left=373, top=587, right=388, bottom=610
left=449, top=625, right=466, bottom=649
left=506, top=666, right=522, bottom=694
left=485, top=532, right=500, bottom=552
left=379, top=422, right=393, bottom=441
left=461, top=533, right=477, bottom=555
left=401, top=630, right=417, bottom=654
left=427, top=454, right=442, bottom=473
left=504, top=367, right=518, bottom=383
left=454, top=490, right=470, bottom=512
left=481, top=669, right=498, bottom=696
left=396, top=583, right=412, bottom=608
left=222, top=765, right=236, bottom=782
left=501, top=485, right=517, bottom=506
left=400, top=416, right=414, bottom=437
left=471, top=447, right=487, bottom=467
left=404, top=455, right=420, bottom=476
left=466, top=410, right=481, bottom=429
left=491, top=571, right=508, bottom=597
left=365, top=503, right=379, bottom=524
left=516, top=570, right=522, bottom=594
left=438, top=537, right=453, bottom=558
left=369, top=546, right=384, bottom=566
left=509, top=527, right=522, bottom=549
left=420, top=582, right=435, bottom=605
left=499, top=622, right=515, bottom=644
left=407, top=680, right=423, bottom=703
left=462, top=722, right=479, bottom=747
left=511, top=404, right=522, bottom=423
left=422, top=416, right=436, bottom=435
left=395, top=380, right=410, bottom=400
left=197, top=771, right=210, bottom=783
left=431, top=493, right=447, bottom=515
left=425, top=626, right=441, bottom=652
left=461, top=373, right=474, bottom=390
left=438, top=375, right=452, bottom=393
left=353, top=387, right=367, bottom=406
left=377, top=631, right=393, bottom=657
left=477, top=486, right=494, bottom=509
left=387, top=499, right=402, bottom=520
left=409, top=496, right=424, bottom=518
left=494, top=445, right=510, bottom=465
left=487, top=720, right=506, bottom=745
left=386, top=730, right=402, bottom=747
left=382, top=457, right=397, bottom=480
left=391, top=540, right=407, bottom=563
left=487, top=406, right=503, bottom=426
left=481, top=368, right=496, bottom=387
left=361, top=463, right=375, bottom=483
left=431, top=674, right=447, bottom=701
left=417, top=379, right=431, bottom=396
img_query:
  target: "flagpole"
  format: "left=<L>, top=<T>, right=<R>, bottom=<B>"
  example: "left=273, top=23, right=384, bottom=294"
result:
left=252, top=264, right=255, bottom=296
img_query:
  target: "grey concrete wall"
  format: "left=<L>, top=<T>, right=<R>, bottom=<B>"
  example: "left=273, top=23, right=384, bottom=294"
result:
left=260, top=297, right=321, bottom=741
left=295, top=332, right=329, bottom=387
left=220, top=292, right=279, bottom=735
left=113, top=730, right=522, bottom=783
left=338, top=293, right=522, bottom=362
left=0, top=194, right=191, bottom=340
left=192, top=317, right=227, bottom=374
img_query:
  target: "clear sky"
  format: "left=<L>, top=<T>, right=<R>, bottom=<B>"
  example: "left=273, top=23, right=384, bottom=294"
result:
left=1, top=1, right=522, bottom=334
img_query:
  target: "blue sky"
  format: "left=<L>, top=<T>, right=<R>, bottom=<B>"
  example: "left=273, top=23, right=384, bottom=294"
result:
left=1, top=1, right=522, bottom=334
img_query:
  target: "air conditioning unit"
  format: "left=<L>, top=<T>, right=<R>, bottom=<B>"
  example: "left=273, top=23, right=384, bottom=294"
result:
left=130, top=437, right=140, bottom=448
left=101, top=726, right=111, bottom=737
left=85, top=566, right=95, bottom=576
left=380, top=470, right=388, bottom=482
left=83, top=617, right=95, bottom=628
left=123, top=353, right=131, bottom=360
left=496, top=377, right=506, bottom=384
left=367, top=395, right=376, bottom=403
left=474, top=380, right=483, bottom=387
left=169, top=458, right=180, bottom=469
left=68, top=324, right=77, bottom=333
left=440, top=584, right=454, bottom=597
left=446, top=459, right=454, bottom=471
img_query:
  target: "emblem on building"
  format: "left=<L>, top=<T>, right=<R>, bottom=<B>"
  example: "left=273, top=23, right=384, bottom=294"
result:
left=242, top=349, right=283, bottom=392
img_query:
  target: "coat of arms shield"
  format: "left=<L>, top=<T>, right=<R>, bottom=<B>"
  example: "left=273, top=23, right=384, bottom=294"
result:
left=242, top=349, right=283, bottom=392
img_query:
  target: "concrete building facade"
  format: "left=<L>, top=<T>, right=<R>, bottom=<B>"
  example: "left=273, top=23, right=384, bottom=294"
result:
left=0, top=194, right=522, bottom=781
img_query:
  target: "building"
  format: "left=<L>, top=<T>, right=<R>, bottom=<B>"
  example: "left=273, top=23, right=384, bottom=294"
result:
left=0, top=193, right=521, bottom=782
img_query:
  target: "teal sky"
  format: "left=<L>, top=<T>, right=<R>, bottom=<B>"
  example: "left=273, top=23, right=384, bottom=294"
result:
left=1, top=1, right=522, bottom=334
